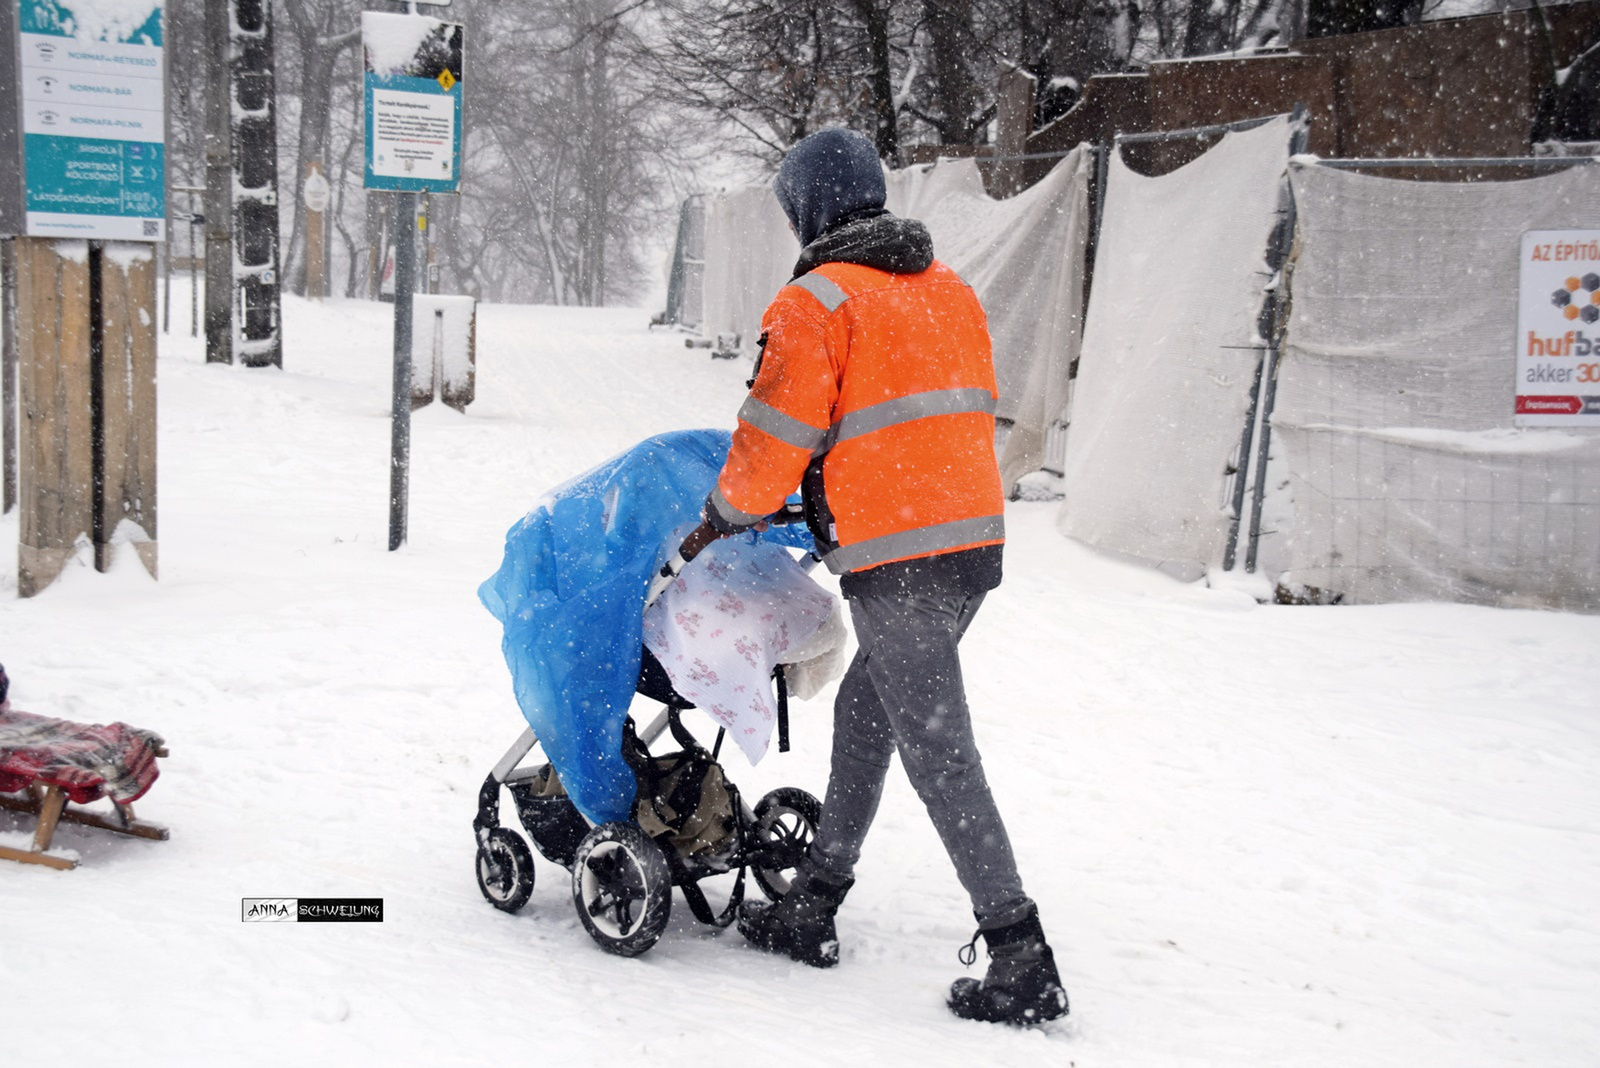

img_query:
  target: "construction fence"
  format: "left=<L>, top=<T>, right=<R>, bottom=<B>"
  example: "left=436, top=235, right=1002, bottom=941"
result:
left=663, top=116, right=1600, bottom=612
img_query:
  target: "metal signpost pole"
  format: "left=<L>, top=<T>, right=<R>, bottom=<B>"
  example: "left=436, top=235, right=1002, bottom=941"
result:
left=1243, top=106, right=1311, bottom=574
left=362, top=4, right=462, bottom=552
left=1, top=4, right=15, bottom=515
left=389, top=192, right=415, bottom=550
left=1, top=240, right=15, bottom=515
left=189, top=194, right=199, bottom=336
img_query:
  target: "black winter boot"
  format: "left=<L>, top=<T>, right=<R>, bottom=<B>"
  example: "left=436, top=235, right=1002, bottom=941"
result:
left=737, top=866, right=854, bottom=968
left=948, top=907, right=1069, bottom=1026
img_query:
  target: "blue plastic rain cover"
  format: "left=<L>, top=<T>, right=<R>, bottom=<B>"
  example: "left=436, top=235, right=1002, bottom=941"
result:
left=478, top=429, right=811, bottom=825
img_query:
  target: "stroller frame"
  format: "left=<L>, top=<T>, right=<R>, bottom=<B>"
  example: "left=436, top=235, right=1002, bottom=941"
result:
left=472, top=684, right=820, bottom=957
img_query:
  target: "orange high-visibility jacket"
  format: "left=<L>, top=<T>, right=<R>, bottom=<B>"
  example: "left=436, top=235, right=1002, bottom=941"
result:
left=708, top=258, right=1005, bottom=575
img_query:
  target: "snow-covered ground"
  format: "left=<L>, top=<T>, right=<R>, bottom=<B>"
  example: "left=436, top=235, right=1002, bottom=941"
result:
left=3, top=290, right=1598, bottom=1066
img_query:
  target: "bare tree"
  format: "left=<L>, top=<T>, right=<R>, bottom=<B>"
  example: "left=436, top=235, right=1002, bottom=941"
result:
left=641, top=0, right=912, bottom=161
left=233, top=0, right=676, bottom=305
left=277, top=0, right=362, bottom=296
left=466, top=0, right=673, bottom=304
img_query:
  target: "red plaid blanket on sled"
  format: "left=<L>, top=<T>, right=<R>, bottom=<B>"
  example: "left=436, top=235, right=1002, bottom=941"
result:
left=0, top=707, right=164, bottom=805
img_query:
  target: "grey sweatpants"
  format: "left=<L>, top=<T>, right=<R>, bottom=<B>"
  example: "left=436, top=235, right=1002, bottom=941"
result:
left=808, top=590, right=1034, bottom=928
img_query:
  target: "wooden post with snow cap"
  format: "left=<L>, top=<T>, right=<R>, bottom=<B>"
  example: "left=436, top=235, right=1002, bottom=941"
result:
left=14, top=239, right=93, bottom=597
left=13, top=239, right=158, bottom=595
left=993, top=66, right=1037, bottom=198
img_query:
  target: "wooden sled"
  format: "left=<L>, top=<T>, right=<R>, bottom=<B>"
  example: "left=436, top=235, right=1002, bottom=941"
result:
left=0, top=745, right=170, bottom=871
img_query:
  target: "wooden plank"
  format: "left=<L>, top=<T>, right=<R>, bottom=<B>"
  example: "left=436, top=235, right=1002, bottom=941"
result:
left=31, top=784, right=65, bottom=852
left=95, top=244, right=158, bottom=578
left=15, top=238, right=93, bottom=597
left=0, top=790, right=43, bottom=816
left=0, top=843, right=76, bottom=870
left=94, top=804, right=170, bottom=841
left=0, top=790, right=170, bottom=841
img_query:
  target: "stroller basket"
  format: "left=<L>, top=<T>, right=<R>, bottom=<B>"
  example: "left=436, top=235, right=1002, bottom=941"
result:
left=503, top=765, right=589, bottom=870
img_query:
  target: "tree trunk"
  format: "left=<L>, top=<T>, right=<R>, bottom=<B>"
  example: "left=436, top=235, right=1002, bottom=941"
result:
left=853, top=0, right=899, bottom=161
left=280, top=1, right=357, bottom=296
left=923, top=0, right=980, bottom=144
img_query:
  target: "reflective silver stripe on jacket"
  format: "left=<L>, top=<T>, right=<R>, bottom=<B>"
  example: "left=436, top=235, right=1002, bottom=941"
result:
left=708, top=485, right=768, bottom=530
left=737, top=396, right=828, bottom=451
left=788, top=272, right=850, bottom=312
left=823, top=514, right=1005, bottom=574
left=829, top=387, right=996, bottom=448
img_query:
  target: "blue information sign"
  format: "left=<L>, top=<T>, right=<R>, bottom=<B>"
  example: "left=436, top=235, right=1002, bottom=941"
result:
left=362, top=12, right=463, bottom=194
left=15, top=0, right=165, bottom=241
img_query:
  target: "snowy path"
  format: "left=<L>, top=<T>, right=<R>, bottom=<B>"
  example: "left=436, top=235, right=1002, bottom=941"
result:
left=2, top=294, right=1597, bottom=1065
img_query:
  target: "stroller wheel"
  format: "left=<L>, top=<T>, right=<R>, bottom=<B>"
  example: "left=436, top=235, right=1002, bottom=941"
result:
left=751, top=787, right=822, bottom=902
left=571, top=822, right=673, bottom=957
left=477, top=828, right=536, bottom=913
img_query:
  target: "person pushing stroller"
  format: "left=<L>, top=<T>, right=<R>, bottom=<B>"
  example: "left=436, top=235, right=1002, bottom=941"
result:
left=679, top=128, right=1068, bottom=1026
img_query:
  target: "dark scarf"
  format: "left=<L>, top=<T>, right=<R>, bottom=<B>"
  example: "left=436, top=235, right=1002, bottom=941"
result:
left=792, top=211, right=935, bottom=280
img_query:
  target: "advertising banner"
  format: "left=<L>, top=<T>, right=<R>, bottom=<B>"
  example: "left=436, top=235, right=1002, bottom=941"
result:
left=1515, top=229, right=1600, bottom=426
left=362, top=12, right=462, bottom=194
left=14, top=0, right=165, bottom=241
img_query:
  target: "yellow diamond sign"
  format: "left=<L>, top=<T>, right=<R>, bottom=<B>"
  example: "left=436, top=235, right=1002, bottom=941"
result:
left=437, top=69, right=456, bottom=91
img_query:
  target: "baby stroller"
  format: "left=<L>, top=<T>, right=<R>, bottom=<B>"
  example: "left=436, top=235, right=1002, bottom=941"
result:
left=472, top=432, right=830, bottom=958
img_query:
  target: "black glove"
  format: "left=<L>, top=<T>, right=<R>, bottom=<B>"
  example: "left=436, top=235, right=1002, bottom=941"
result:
left=677, top=519, right=727, bottom=564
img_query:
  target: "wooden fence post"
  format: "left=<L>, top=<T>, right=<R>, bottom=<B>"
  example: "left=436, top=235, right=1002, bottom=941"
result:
left=95, top=244, right=159, bottom=578
left=16, top=238, right=93, bottom=597
left=14, top=238, right=158, bottom=596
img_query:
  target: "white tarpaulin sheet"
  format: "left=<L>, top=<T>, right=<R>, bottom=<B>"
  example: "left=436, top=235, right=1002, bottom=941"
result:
left=700, top=184, right=794, bottom=351
left=1274, top=162, right=1600, bottom=610
left=695, top=150, right=1093, bottom=486
left=886, top=152, right=1093, bottom=486
left=1059, top=116, right=1295, bottom=578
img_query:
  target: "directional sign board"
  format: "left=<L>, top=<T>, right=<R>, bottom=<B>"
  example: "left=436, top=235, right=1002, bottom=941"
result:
left=362, top=12, right=463, bottom=194
left=0, top=0, right=165, bottom=240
